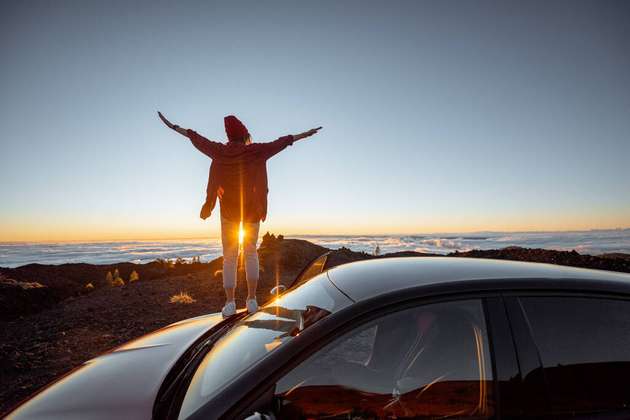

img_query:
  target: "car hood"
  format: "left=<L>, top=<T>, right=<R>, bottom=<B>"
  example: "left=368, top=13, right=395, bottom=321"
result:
left=7, top=312, right=225, bottom=420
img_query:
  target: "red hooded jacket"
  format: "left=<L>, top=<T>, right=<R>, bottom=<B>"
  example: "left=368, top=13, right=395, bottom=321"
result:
left=186, top=129, right=295, bottom=222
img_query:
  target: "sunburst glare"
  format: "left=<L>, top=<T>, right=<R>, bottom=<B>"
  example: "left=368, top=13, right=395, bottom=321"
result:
left=238, top=222, right=245, bottom=246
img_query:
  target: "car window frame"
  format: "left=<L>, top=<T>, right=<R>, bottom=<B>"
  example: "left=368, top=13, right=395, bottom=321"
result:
left=217, top=290, right=504, bottom=420
left=503, top=290, right=630, bottom=418
left=484, top=296, right=522, bottom=419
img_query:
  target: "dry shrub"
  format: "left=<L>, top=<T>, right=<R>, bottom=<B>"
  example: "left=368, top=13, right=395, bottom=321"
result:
left=112, top=277, right=125, bottom=287
left=85, top=282, right=94, bottom=291
left=170, top=292, right=196, bottom=304
left=129, top=270, right=139, bottom=282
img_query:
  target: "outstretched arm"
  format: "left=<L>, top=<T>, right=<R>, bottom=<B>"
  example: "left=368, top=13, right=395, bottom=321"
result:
left=256, top=126, right=323, bottom=160
left=158, top=111, right=223, bottom=159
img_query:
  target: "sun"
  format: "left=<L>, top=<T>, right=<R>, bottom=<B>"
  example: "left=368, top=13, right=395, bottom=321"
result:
left=238, top=223, right=245, bottom=245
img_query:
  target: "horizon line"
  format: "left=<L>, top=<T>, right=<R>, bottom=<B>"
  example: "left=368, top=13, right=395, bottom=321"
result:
left=1, top=226, right=629, bottom=245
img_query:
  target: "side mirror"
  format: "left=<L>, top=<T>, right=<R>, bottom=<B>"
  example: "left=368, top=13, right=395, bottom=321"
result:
left=289, top=252, right=330, bottom=289
left=269, top=285, right=287, bottom=296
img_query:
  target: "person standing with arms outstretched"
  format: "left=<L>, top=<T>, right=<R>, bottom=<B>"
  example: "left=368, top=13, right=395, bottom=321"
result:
left=158, top=111, right=321, bottom=317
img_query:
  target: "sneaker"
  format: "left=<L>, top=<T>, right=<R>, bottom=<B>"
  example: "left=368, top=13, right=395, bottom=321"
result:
left=222, top=301, right=236, bottom=318
left=246, top=298, right=258, bottom=314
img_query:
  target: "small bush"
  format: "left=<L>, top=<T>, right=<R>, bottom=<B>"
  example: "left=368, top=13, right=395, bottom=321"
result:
left=113, top=268, right=120, bottom=279
left=85, top=282, right=94, bottom=291
left=170, top=292, right=196, bottom=304
left=112, top=277, right=125, bottom=287
left=129, top=270, right=139, bottom=282
left=105, top=271, right=113, bottom=285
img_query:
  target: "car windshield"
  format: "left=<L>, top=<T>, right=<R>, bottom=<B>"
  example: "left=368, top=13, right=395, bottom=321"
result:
left=178, top=273, right=351, bottom=419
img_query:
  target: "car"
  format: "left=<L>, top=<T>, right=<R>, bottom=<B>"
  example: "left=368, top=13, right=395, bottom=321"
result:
left=7, top=255, right=630, bottom=420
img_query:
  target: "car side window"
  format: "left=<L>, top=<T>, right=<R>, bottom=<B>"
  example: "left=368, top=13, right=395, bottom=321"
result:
left=520, top=296, right=630, bottom=417
left=275, top=299, right=495, bottom=419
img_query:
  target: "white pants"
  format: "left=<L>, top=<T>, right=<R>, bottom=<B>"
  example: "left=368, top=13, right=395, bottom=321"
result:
left=221, top=217, right=260, bottom=289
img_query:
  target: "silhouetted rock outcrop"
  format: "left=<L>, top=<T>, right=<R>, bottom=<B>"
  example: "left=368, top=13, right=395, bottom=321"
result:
left=0, top=274, right=59, bottom=321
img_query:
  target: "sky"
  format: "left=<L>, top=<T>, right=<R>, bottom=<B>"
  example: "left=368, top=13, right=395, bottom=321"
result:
left=1, top=0, right=629, bottom=242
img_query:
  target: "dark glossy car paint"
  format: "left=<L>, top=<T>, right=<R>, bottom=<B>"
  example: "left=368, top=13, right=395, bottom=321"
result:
left=6, top=257, right=630, bottom=420
left=191, top=258, right=630, bottom=420
left=6, top=313, right=226, bottom=420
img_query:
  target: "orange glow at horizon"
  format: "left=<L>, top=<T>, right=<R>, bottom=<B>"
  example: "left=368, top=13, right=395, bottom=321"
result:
left=0, top=209, right=629, bottom=242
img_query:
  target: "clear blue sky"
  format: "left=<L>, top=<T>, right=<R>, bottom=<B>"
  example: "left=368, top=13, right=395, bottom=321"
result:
left=1, top=0, right=629, bottom=241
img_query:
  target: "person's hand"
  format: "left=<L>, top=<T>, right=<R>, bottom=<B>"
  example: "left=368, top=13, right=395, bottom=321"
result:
left=306, top=126, right=322, bottom=137
left=200, top=201, right=212, bottom=220
left=294, top=126, right=322, bottom=141
left=157, top=111, right=175, bottom=129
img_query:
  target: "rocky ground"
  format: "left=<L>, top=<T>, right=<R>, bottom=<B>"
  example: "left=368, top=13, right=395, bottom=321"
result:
left=1, top=233, right=629, bottom=414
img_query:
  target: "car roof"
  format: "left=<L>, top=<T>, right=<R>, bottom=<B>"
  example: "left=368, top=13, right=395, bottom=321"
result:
left=325, top=257, right=630, bottom=302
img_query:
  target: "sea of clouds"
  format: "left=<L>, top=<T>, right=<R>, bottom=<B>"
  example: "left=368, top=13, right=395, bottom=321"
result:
left=1, top=229, right=629, bottom=268
left=295, top=229, right=630, bottom=256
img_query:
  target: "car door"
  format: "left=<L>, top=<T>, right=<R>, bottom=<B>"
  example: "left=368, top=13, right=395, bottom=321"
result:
left=266, top=297, right=497, bottom=420
left=505, top=292, right=630, bottom=419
